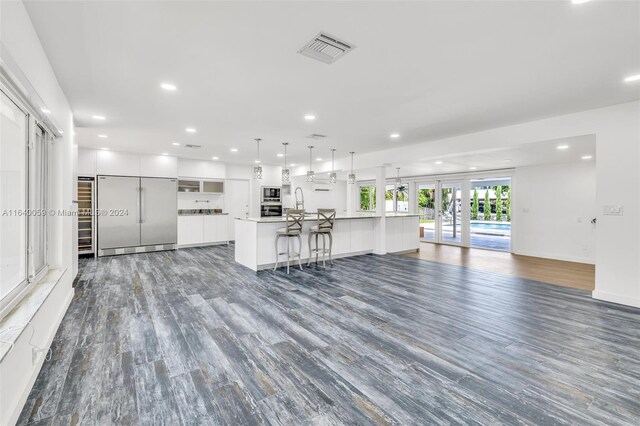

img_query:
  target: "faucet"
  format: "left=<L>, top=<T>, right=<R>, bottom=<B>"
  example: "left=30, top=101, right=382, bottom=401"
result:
left=294, top=187, right=304, bottom=210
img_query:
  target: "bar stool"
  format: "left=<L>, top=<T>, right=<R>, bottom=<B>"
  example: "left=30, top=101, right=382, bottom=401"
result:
left=273, top=209, right=305, bottom=274
left=308, top=209, right=336, bottom=267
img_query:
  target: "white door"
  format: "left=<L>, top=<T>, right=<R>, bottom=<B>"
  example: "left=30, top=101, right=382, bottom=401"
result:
left=225, top=179, right=249, bottom=241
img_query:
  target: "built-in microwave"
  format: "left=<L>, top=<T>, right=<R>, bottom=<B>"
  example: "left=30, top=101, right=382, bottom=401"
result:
left=261, top=186, right=281, bottom=203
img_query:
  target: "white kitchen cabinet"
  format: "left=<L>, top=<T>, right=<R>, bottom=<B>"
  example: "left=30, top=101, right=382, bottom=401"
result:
left=140, top=154, right=178, bottom=178
left=182, top=215, right=229, bottom=247
left=96, top=150, right=140, bottom=176
left=178, top=216, right=203, bottom=245
left=78, top=148, right=96, bottom=176
left=204, top=215, right=228, bottom=243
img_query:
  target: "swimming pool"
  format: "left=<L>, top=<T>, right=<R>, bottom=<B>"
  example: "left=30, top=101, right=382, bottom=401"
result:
left=470, top=222, right=511, bottom=231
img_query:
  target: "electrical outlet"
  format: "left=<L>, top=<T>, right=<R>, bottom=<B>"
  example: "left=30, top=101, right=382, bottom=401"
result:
left=603, top=205, right=623, bottom=216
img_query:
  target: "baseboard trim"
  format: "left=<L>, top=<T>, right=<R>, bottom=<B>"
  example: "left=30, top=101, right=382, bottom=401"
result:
left=512, top=249, right=595, bottom=265
left=592, top=290, right=640, bottom=309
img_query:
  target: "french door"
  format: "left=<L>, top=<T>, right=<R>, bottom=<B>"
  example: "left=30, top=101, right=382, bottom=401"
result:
left=417, top=175, right=512, bottom=251
left=418, top=180, right=464, bottom=247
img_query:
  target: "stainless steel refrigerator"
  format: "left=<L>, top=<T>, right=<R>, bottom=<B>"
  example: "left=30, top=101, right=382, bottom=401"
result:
left=97, top=176, right=177, bottom=256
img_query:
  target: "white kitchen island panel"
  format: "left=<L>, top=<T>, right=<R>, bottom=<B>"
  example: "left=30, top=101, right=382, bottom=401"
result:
left=234, top=214, right=419, bottom=271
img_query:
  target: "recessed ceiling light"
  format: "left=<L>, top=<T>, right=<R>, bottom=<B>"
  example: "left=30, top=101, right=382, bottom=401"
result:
left=172, top=142, right=180, bottom=146
left=41, top=108, right=51, bottom=114
left=624, top=74, right=640, bottom=83
left=390, top=133, right=400, bottom=139
left=59, top=130, right=64, bottom=134
left=162, top=153, right=169, bottom=156
left=101, top=147, right=109, bottom=150
left=582, top=155, right=593, bottom=160
left=98, top=134, right=108, bottom=138
left=160, top=83, right=177, bottom=91
left=503, top=159, right=512, bottom=163
left=185, top=128, right=196, bottom=133
left=92, top=115, right=105, bottom=120
left=435, top=161, right=443, bottom=165
left=316, top=157, right=323, bottom=161
left=212, top=156, right=219, bottom=160
left=572, top=0, right=590, bottom=4
left=469, top=166, right=477, bottom=170
left=304, top=114, right=316, bottom=121
left=254, top=160, right=261, bottom=164
left=230, top=148, right=238, bottom=152
left=557, top=145, right=569, bottom=150
left=290, top=163, right=296, bottom=167
left=277, top=153, right=284, bottom=157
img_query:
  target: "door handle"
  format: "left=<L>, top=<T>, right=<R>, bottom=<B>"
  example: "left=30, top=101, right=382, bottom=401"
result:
left=140, top=187, right=144, bottom=224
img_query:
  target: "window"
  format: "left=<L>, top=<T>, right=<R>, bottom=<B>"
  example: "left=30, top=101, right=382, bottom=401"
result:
left=386, top=184, right=409, bottom=212
left=358, top=184, right=376, bottom=211
left=0, top=88, right=50, bottom=319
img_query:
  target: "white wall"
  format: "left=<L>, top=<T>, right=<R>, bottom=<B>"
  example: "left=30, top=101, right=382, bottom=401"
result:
left=0, top=1, right=75, bottom=424
left=513, top=162, right=596, bottom=264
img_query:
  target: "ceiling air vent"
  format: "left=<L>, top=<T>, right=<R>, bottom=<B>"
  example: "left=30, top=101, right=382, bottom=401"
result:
left=185, top=144, right=201, bottom=149
left=307, top=134, right=327, bottom=140
left=298, top=33, right=355, bottom=64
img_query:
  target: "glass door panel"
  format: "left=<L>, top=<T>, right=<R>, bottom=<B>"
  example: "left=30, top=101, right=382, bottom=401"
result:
left=439, top=181, right=462, bottom=245
left=417, top=183, right=436, bottom=242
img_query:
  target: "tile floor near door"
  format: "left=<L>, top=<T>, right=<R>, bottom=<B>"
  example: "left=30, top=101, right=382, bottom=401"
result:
left=18, top=245, right=640, bottom=425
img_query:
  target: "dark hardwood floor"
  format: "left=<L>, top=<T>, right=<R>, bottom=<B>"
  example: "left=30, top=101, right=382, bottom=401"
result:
left=17, top=244, right=640, bottom=425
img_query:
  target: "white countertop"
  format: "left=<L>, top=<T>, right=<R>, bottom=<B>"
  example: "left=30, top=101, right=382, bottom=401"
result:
left=235, top=212, right=419, bottom=223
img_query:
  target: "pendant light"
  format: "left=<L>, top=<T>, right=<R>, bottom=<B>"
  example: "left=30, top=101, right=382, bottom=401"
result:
left=281, top=142, right=290, bottom=183
left=253, top=138, right=262, bottom=180
left=395, top=167, right=402, bottom=185
left=307, top=145, right=315, bottom=182
left=348, top=152, right=356, bottom=184
left=329, top=149, right=337, bottom=184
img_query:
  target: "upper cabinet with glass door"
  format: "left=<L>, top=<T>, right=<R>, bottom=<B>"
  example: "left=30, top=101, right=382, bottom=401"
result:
left=177, top=179, right=224, bottom=194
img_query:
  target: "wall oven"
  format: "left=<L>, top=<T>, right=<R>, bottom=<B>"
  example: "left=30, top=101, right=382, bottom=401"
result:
left=260, top=203, right=282, bottom=217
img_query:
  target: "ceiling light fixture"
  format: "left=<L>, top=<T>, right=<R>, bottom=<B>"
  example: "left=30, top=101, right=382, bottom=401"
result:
left=41, top=108, right=51, bottom=114
left=348, top=152, right=356, bottom=184
left=582, top=155, right=593, bottom=160
left=572, top=0, right=591, bottom=4
left=277, top=153, right=284, bottom=157
left=230, top=148, right=238, bottom=152
left=92, top=115, right=105, bottom=120
left=101, top=147, right=109, bottom=150
left=390, top=133, right=400, bottom=139
left=162, top=153, right=169, bottom=156
left=160, top=83, right=177, bottom=91
left=172, top=142, right=180, bottom=146
left=212, top=156, right=219, bottom=160
left=186, top=128, right=196, bottom=133
left=282, top=142, right=290, bottom=183
left=254, top=138, right=263, bottom=180
left=557, top=145, right=569, bottom=150
left=98, top=134, right=108, bottom=138
left=316, top=157, right=323, bottom=161
left=290, top=163, right=296, bottom=167
left=330, top=149, right=337, bottom=184
left=307, top=146, right=315, bottom=182
left=304, top=114, right=316, bottom=121
left=469, top=166, right=478, bottom=170
left=435, top=160, right=443, bottom=165
left=624, top=74, right=640, bottom=83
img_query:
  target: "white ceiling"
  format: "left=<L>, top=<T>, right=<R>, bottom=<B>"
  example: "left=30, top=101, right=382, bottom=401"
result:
left=342, top=135, right=596, bottom=181
left=24, top=0, right=639, bottom=166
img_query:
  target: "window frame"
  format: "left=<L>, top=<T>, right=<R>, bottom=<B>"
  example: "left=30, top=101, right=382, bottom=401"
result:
left=0, top=85, right=51, bottom=320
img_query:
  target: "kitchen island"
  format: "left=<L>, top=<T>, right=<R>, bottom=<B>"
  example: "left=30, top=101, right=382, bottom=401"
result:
left=234, top=213, right=419, bottom=271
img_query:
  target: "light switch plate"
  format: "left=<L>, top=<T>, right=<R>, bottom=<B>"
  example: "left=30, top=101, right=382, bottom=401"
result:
left=603, top=205, right=623, bottom=216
